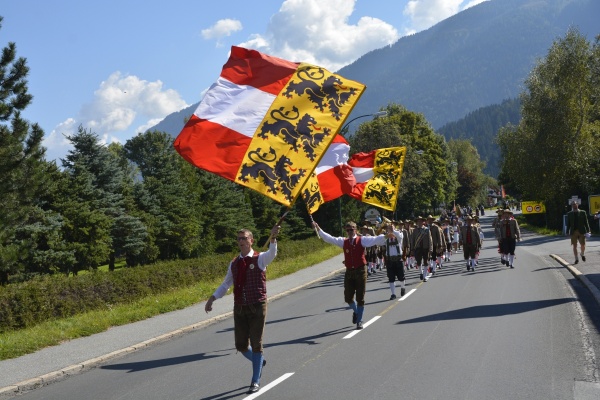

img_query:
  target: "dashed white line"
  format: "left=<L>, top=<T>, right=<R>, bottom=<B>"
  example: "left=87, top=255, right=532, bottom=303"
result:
left=398, top=288, right=417, bottom=301
left=243, top=372, right=295, bottom=399
left=342, top=316, right=381, bottom=339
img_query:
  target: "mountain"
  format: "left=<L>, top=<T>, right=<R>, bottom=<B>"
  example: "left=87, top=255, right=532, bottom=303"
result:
left=150, top=0, right=599, bottom=150
left=338, top=0, right=599, bottom=129
left=437, top=98, right=521, bottom=177
left=149, top=103, right=197, bottom=137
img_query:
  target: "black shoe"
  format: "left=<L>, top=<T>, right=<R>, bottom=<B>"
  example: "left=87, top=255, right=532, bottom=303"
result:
left=247, top=383, right=260, bottom=394
left=574, top=259, right=579, bottom=265
left=582, top=255, right=586, bottom=262
left=390, top=294, right=397, bottom=300
left=419, top=273, right=424, bottom=281
left=510, top=264, right=514, bottom=269
left=401, top=288, right=406, bottom=297
left=501, top=259, right=506, bottom=265
left=356, top=321, right=363, bottom=329
left=352, top=312, right=357, bottom=324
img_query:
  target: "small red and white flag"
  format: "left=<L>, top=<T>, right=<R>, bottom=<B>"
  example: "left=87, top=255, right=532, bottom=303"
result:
left=348, top=147, right=407, bottom=211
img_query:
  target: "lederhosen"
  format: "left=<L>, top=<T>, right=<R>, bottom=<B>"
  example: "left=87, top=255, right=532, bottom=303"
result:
left=414, top=228, right=430, bottom=265
left=385, top=237, right=404, bottom=282
left=500, top=220, right=517, bottom=255
left=343, top=236, right=367, bottom=306
left=231, top=254, right=267, bottom=353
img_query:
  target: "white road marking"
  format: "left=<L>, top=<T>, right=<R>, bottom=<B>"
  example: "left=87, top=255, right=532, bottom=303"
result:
left=243, top=372, right=295, bottom=399
left=342, top=316, right=381, bottom=339
left=398, top=288, right=417, bottom=301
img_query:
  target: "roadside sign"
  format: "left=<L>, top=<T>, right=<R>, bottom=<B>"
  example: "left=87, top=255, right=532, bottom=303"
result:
left=522, top=201, right=545, bottom=214
left=589, top=194, right=600, bottom=215
left=364, top=208, right=381, bottom=224
left=568, top=196, right=581, bottom=205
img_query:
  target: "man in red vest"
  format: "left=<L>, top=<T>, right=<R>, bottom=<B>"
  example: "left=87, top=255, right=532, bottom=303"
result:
left=204, top=224, right=281, bottom=394
left=313, top=220, right=403, bottom=329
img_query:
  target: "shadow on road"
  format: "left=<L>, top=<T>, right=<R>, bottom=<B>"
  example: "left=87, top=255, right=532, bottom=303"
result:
left=100, top=351, right=227, bottom=373
left=396, top=297, right=575, bottom=325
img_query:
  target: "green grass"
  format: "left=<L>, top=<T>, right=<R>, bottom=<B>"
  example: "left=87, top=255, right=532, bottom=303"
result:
left=515, top=215, right=561, bottom=236
left=0, top=244, right=342, bottom=360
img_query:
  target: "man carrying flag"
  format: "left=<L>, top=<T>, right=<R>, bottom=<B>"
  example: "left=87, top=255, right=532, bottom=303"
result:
left=312, top=220, right=403, bottom=329
left=175, top=46, right=365, bottom=392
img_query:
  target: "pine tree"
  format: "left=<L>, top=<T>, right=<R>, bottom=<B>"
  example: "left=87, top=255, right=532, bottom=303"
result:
left=0, top=17, right=48, bottom=284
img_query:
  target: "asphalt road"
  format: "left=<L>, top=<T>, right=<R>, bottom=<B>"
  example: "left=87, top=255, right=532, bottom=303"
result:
left=11, top=215, right=600, bottom=400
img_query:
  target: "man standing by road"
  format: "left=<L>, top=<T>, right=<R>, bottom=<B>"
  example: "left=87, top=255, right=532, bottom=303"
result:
left=204, top=224, right=281, bottom=395
left=566, top=201, right=591, bottom=264
left=312, top=220, right=403, bottom=329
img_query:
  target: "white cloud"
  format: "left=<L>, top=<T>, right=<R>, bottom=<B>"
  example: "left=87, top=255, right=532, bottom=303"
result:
left=238, top=0, right=399, bottom=71
left=201, top=19, right=243, bottom=45
left=44, top=72, right=189, bottom=163
left=403, top=0, right=488, bottom=31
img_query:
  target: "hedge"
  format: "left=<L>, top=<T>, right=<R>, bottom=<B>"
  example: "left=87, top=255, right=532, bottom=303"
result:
left=0, top=254, right=233, bottom=333
left=0, top=237, right=333, bottom=333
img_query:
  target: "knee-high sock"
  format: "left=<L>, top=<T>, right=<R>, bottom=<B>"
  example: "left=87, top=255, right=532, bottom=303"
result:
left=400, top=279, right=406, bottom=288
left=357, top=306, right=364, bottom=323
left=251, top=351, right=264, bottom=385
left=242, top=348, right=252, bottom=362
left=348, top=301, right=357, bottom=313
left=389, top=282, right=396, bottom=296
left=509, top=254, right=515, bottom=265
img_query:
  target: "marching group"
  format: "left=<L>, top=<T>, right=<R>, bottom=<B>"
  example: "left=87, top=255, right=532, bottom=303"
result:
left=312, top=207, right=522, bottom=331
left=204, top=208, right=522, bottom=393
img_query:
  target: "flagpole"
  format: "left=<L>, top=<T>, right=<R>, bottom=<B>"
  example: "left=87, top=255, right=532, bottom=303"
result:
left=307, top=209, right=321, bottom=239
left=263, top=209, right=291, bottom=249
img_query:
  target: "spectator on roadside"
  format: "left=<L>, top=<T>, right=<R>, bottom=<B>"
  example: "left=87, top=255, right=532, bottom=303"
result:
left=566, top=201, right=591, bottom=264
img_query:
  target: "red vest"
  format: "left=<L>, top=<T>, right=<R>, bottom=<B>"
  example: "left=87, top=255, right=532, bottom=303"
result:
left=231, top=254, right=266, bottom=305
left=343, top=236, right=367, bottom=269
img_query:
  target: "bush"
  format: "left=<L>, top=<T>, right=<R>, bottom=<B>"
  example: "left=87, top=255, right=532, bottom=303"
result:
left=0, top=237, right=332, bottom=333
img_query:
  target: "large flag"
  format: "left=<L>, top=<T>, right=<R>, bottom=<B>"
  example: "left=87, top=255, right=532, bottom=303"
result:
left=174, top=46, right=366, bottom=207
left=301, top=134, right=356, bottom=214
left=347, top=147, right=407, bottom=211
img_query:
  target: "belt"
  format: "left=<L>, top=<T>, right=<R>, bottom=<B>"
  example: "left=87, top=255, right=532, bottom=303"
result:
left=388, top=255, right=402, bottom=261
left=346, top=265, right=366, bottom=270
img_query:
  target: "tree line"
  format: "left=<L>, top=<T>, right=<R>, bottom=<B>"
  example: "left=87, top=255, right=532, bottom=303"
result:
left=497, top=28, right=600, bottom=229
left=0, top=16, right=494, bottom=285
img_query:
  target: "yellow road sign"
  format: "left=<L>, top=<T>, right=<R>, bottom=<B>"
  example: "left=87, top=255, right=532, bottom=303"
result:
left=522, top=201, right=546, bottom=214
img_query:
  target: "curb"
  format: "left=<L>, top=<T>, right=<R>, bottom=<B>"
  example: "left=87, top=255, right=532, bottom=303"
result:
left=0, top=267, right=345, bottom=398
left=550, top=254, right=600, bottom=306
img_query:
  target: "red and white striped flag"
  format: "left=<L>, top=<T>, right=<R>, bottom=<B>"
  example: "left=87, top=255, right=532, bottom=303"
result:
left=301, top=134, right=356, bottom=214
left=174, top=46, right=365, bottom=207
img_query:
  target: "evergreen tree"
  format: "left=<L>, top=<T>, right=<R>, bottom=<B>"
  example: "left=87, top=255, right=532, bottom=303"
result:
left=61, top=126, right=147, bottom=272
left=0, top=18, right=48, bottom=284
left=125, top=131, right=204, bottom=259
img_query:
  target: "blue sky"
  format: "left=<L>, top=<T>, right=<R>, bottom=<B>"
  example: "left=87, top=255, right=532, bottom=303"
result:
left=1, top=0, right=486, bottom=162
